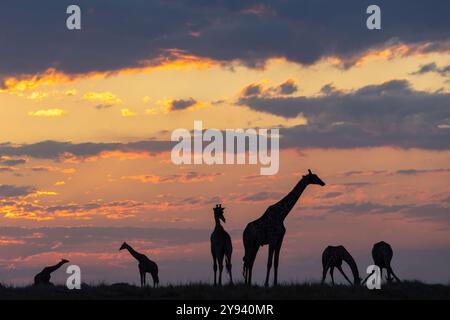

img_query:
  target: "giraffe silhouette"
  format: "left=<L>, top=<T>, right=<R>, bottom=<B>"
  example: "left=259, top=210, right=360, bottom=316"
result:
left=210, top=204, right=233, bottom=286
left=363, top=241, right=400, bottom=284
left=119, top=242, right=159, bottom=287
left=34, top=259, right=69, bottom=286
left=243, top=169, right=325, bottom=286
left=321, top=245, right=361, bottom=286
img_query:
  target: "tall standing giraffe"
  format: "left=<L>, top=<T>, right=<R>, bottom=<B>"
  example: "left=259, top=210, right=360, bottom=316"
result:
left=34, top=259, right=69, bottom=285
left=321, top=245, right=361, bottom=286
left=365, top=241, right=401, bottom=283
left=119, top=242, right=159, bottom=287
left=243, top=169, right=325, bottom=286
left=210, top=204, right=233, bottom=286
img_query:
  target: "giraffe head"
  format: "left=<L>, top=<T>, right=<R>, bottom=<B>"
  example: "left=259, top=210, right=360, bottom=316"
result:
left=303, top=169, right=326, bottom=186
left=213, top=204, right=226, bottom=223
left=119, top=242, right=128, bottom=251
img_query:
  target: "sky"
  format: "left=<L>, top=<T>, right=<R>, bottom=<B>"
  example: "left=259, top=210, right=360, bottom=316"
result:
left=0, top=0, right=449, bottom=286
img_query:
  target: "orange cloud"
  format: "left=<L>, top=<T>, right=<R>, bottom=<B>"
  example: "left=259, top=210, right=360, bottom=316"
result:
left=27, top=108, right=67, bottom=118
left=83, top=91, right=122, bottom=105
left=0, top=51, right=218, bottom=94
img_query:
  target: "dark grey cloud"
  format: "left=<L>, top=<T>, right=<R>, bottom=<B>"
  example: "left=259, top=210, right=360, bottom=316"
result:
left=395, top=168, right=450, bottom=175
left=0, top=0, right=449, bottom=77
left=238, top=191, right=283, bottom=202
left=0, top=140, right=173, bottom=160
left=169, top=98, right=197, bottom=111
left=411, top=62, right=450, bottom=76
left=322, top=192, right=342, bottom=199
left=276, top=79, right=298, bottom=95
left=238, top=79, right=450, bottom=150
left=0, top=185, right=35, bottom=198
left=0, top=158, right=26, bottom=166
left=241, top=83, right=263, bottom=97
left=311, top=201, right=450, bottom=227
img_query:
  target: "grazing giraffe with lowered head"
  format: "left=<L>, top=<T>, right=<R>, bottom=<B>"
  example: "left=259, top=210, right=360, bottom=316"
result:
left=210, top=204, right=233, bottom=286
left=243, top=169, right=326, bottom=286
left=363, top=241, right=400, bottom=284
left=120, top=242, right=159, bottom=287
left=34, top=259, right=69, bottom=286
left=321, top=245, right=361, bottom=286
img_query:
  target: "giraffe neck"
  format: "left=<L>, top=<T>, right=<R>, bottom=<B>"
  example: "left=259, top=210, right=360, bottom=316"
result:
left=343, top=251, right=360, bottom=283
left=125, top=245, right=143, bottom=261
left=47, top=261, right=66, bottom=273
left=214, top=216, right=222, bottom=228
left=278, top=177, right=309, bottom=221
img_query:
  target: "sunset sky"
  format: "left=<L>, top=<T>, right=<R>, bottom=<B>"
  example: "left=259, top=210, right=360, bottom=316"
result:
left=0, top=0, right=449, bottom=285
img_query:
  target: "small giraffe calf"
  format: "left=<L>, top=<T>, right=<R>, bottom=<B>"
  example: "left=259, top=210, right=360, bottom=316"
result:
left=321, top=246, right=361, bottom=286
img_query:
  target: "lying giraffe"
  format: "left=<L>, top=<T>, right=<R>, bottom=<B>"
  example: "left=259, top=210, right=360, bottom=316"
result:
left=243, top=169, right=325, bottom=286
left=370, top=241, right=401, bottom=283
left=321, top=245, right=361, bottom=286
left=210, top=204, right=233, bottom=286
left=120, top=242, right=159, bottom=287
left=34, top=259, right=69, bottom=286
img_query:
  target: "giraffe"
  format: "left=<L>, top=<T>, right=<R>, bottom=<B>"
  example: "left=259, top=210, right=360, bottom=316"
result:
left=363, top=241, right=400, bottom=284
left=321, top=245, right=361, bottom=286
left=34, top=259, right=69, bottom=286
left=243, top=169, right=325, bottom=286
left=119, top=242, right=159, bottom=287
left=210, top=204, right=233, bottom=286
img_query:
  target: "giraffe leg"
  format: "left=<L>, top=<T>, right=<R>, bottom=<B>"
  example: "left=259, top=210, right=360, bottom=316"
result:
left=321, top=265, right=330, bottom=285
left=218, top=254, right=224, bottom=286
left=273, top=239, right=283, bottom=286
left=337, top=265, right=352, bottom=285
left=388, top=266, right=401, bottom=282
left=225, top=256, right=233, bottom=285
left=248, top=246, right=258, bottom=286
left=330, top=267, right=335, bottom=286
left=264, top=245, right=275, bottom=287
left=139, top=270, right=144, bottom=287
left=213, top=257, right=217, bottom=286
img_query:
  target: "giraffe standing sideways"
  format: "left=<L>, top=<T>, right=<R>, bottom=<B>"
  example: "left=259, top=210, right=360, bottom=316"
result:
left=34, top=259, right=69, bottom=285
left=321, top=245, right=361, bottom=286
left=210, top=204, right=233, bottom=286
left=120, top=242, right=159, bottom=287
left=363, top=241, right=400, bottom=284
left=243, top=169, right=326, bottom=286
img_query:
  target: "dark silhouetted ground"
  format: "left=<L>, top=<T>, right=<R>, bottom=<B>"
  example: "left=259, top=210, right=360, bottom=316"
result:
left=0, top=281, right=449, bottom=300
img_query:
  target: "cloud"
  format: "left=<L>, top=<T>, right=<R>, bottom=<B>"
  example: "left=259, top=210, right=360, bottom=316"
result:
left=240, top=79, right=298, bottom=98
left=0, top=158, right=26, bottom=166
left=120, top=108, right=137, bottom=117
left=395, top=168, right=450, bottom=175
left=276, top=79, right=298, bottom=95
left=0, top=185, right=35, bottom=198
left=237, top=191, right=283, bottom=202
left=122, top=172, right=223, bottom=184
left=83, top=91, right=122, bottom=107
left=411, top=62, right=450, bottom=76
left=161, top=98, right=198, bottom=112
left=0, top=140, right=173, bottom=161
left=27, top=108, right=66, bottom=118
left=1, top=1, right=449, bottom=77
left=238, top=79, right=450, bottom=150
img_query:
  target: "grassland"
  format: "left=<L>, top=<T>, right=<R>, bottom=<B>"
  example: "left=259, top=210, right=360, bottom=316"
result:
left=0, top=281, right=449, bottom=300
